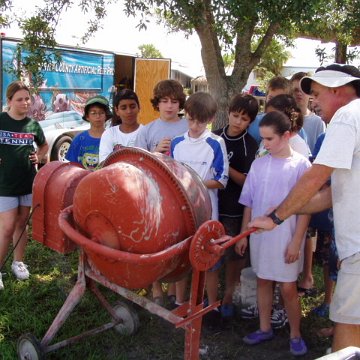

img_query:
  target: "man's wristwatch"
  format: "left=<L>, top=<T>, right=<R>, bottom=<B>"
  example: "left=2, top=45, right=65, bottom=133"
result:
left=268, top=209, right=284, bottom=225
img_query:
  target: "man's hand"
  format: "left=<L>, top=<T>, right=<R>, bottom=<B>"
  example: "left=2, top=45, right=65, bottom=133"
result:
left=248, top=216, right=277, bottom=232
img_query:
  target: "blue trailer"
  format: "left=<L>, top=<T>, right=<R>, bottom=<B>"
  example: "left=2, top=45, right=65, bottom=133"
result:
left=0, top=36, right=171, bottom=160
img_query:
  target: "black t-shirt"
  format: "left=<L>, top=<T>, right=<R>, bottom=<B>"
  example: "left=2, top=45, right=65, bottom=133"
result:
left=213, top=126, right=258, bottom=217
left=0, top=112, right=46, bottom=196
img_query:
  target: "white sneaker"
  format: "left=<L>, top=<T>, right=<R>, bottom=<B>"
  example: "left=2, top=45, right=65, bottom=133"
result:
left=11, top=261, right=30, bottom=280
left=271, top=307, right=288, bottom=329
left=240, top=303, right=259, bottom=319
left=0, top=273, right=4, bottom=290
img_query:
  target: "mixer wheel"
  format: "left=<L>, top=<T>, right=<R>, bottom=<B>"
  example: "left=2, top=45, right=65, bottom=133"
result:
left=17, top=333, right=44, bottom=360
left=189, top=220, right=226, bottom=272
left=113, top=301, right=140, bottom=335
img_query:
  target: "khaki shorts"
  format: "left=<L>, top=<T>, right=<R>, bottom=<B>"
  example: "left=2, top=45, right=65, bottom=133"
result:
left=330, top=251, right=360, bottom=324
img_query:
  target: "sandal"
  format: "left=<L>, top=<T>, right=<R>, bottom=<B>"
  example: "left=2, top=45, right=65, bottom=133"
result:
left=317, top=327, right=334, bottom=338
left=297, top=286, right=317, bottom=297
left=220, top=303, right=235, bottom=319
left=290, top=337, right=308, bottom=356
left=243, top=329, right=274, bottom=345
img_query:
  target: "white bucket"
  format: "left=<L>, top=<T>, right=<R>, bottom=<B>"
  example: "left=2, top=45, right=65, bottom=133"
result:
left=233, top=267, right=257, bottom=308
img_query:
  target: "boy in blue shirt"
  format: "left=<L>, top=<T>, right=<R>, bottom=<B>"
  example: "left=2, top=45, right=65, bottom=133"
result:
left=171, top=92, right=229, bottom=311
left=66, top=95, right=112, bottom=170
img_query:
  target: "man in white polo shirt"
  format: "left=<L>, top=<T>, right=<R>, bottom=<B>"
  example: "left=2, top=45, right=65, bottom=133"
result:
left=247, top=64, right=360, bottom=352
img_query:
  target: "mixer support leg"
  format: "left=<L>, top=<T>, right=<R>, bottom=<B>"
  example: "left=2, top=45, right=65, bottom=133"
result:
left=40, top=261, right=87, bottom=349
left=184, top=269, right=206, bottom=360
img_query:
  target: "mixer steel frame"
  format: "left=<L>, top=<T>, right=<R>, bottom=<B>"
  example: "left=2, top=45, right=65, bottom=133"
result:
left=17, top=209, right=255, bottom=360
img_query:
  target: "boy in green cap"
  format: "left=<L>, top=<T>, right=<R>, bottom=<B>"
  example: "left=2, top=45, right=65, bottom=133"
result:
left=66, top=95, right=112, bottom=170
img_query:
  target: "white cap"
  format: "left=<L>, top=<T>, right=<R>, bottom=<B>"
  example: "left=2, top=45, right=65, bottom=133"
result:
left=300, top=65, right=360, bottom=95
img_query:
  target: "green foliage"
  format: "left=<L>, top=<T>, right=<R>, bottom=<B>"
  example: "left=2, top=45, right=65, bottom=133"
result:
left=254, top=38, right=292, bottom=76
left=298, top=0, right=360, bottom=63
left=223, top=37, right=291, bottom=84
left=2, top=0, right=347, bottom=127
left=121, top=0, right=323, bottom=127
left=138, top=43, right=163, bottom=58
left=0, top=0, right=11, bottom=27
left=13, top=15, right=61, bottom=88
left=1, top=0, right=109, bottom=88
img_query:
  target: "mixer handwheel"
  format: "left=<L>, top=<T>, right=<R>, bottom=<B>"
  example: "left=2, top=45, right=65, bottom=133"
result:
left=17, top=333, right=44, bottom=360
left=189, top=220, right=226, bottom=272
left=113, top=301, right=140, bottom=335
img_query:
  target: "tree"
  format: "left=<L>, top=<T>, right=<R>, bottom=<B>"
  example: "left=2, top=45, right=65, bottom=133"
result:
left=298, top=0, right=360, bottom=64
left=138, top=43, right=163, bottom=58
left=3, top=0, right=350, bottom=127
left=122, top=0, right=322, bottom=128
left=254, top=39, right=291, bottom=78
left=223, top=38, right=291, bottom=92
left=0, top=0, right=11, bottom=27
left=1, top=0, right=108, bottom=87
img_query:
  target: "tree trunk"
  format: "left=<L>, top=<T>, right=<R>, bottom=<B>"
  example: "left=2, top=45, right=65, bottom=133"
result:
left=193, top=8, right=279, bottom=130
left=194, top=31, right=253, bottom=129
left=334, top=41, right=347, bottom=64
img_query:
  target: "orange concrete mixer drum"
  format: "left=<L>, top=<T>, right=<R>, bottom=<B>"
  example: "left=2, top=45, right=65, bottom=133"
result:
left=71, top=147, right=212, bottom=288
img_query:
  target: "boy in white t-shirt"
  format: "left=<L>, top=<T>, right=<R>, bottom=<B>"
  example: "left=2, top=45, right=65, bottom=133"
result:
left=99, top=89, right=142, bottom=162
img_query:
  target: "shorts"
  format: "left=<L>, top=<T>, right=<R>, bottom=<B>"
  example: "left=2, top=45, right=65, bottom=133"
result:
left=314, top=230, right=333, bottom=266
left=0, top=194, right=32, bottom=212
left=329, top=234, right=339, bottom=281
left=208, top=216, right=247, bottom=272
left=329, top=252, right=360, bottom=324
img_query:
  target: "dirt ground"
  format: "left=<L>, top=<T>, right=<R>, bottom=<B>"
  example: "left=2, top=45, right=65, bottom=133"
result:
left=104, top=299, right=333, bottom=360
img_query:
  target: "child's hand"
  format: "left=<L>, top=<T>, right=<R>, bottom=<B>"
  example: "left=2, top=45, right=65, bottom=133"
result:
left=155, top=138, right=171, bottom=154
left=29, top=151, right=39, bottom=165
left=285, top=240, right=300, bottom=264
left=235, top=237, right=248, bottom=256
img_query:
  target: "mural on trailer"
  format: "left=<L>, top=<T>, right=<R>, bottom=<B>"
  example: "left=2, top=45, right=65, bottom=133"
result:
left=1, top=39, right=115, bottom=123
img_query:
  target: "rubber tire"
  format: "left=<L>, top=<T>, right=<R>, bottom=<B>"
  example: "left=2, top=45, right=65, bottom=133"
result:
left=50, top=135, right=72, bottom=161
left=113, top=301, right=140, bottom=335
left=17, top=333, right=44, bottom=360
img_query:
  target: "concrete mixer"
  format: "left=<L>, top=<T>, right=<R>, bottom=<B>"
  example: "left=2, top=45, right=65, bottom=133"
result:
left=17, top=147, right=255, bottom=360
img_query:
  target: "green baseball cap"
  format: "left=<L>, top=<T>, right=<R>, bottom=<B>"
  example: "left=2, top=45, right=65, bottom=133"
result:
left=83, top=95, right=112, bottom=120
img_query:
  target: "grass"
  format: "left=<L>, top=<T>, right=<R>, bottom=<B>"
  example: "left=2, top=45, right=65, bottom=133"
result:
left=0, top=234, right=333, bottom=359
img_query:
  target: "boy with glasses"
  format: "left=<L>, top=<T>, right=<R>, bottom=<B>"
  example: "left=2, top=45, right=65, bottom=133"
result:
left=66, top=95, right=112, bottom=170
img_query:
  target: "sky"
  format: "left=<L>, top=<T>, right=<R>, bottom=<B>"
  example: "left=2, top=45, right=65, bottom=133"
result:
left=1, top=0, right=348, bottom=77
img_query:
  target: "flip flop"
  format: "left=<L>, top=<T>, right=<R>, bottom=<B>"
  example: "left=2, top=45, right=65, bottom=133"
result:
left=297, top=286, right=317, bottom=297
left=317, top=327, right=334, bottom=338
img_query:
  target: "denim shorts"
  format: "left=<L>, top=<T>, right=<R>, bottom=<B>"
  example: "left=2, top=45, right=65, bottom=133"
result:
left=0, top=194, right=32, bottom=212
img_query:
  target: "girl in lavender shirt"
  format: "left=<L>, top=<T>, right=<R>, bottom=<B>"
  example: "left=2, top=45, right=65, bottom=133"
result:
left=236, top=111, right=311, bottom=356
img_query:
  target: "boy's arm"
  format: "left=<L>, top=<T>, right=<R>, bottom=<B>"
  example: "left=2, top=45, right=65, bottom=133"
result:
left=134, top=126, right=149, bottom=150
left=211, top=138, right=229, bottom=188
left=203, top=179, right=224, bottom=189
left=65, top=136, right=79, bottom=162
left=99, top=130, right=112, bottom=163
left=285, top=214, right=310, bottom=264
left=229, top=166, right=247, bottom=186
left=235, top=206, right=252, bottom=256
